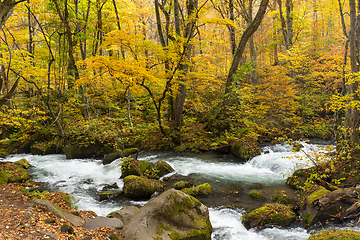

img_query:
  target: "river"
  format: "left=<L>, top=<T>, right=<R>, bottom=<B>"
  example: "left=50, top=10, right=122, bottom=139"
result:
left=4, top=140, right=353, bottom=240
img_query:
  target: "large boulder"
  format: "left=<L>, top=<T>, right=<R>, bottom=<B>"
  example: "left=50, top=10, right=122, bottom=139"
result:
left=302, top=186, right=360, bottom=226
left=63, top=142, right=103, bottom=159
left=0, top=161, right=32, bottom=184
left=242, top=203, right=296, bottom=229
left=122, top=189, right=212, bottom=240
left=150, top=160, right=175, bottom=179
left=231, top=140, right=260, bottom=162
left=286, top=167, right=316, bottom=190
left=120, top=158, right=152, bottom=178
left=123, top=175, right=163, bottom=199
left=103, top=150, right=122, bottom=165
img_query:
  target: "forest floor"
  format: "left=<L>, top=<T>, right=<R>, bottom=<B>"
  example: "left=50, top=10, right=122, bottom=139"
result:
left=0, top=183, right=121, bottom=239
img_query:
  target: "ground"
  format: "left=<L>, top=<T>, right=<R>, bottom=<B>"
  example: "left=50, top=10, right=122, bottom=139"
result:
left=0, top=183, right=122, bottom=239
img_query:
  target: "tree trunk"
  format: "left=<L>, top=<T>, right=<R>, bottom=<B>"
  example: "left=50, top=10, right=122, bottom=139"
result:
left=0, top=0, right=25, bottom=28
left=223, top=0, right=269, bottom=110
left=345, top=0, right=360, bottom=148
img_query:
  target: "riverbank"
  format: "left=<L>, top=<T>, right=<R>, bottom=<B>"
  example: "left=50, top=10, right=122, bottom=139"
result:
left=0, top=183, right=121, bottom=239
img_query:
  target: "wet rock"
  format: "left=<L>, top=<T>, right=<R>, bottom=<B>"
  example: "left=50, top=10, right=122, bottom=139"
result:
left=174, top=181, right=194, bottom=190
left=242, top=203, right=296, bottom=229
left=149, top=160, right=175, bottom=179
left=122, top=189, right=212, bottom=240
left=120, top=158, right=152, bottom=178
left=122, top=148, right=138, bottom=157
left=99, top=191, right=122, bottom=201
left=103, top=150, right=122, bottom=165
left=82, top=216, right=124, bottom=230
left=231, top=140, right=260, bottom=162
left=123, top=175, right=163, bottom=199
left=102, top=182, right=119, bottom=191
left=63, top=142, right=103, bottom=159
left=181, top=183, right=212, bottom=197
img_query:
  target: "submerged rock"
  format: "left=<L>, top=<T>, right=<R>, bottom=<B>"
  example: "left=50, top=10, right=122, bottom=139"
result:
left=242, top=203, right=296, bottom=229
left=122, top=189, right=212, bottom=240
left=99, top=191, right=122, bottom=201
left=123, top=175, right=163, bottom=199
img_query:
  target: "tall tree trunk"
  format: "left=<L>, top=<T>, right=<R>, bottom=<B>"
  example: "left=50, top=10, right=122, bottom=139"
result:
left=229, top=0, right=236, bottom=56
left=223, top=0, right=269, bottom=110
left=345, top=0, right=360, bottom=148
left=173, top=0, right=198, bottom=129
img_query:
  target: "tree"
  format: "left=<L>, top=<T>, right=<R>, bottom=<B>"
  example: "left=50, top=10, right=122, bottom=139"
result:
left=223, top=0, right=269, bottom=110
left=345, top=0, right=360, bottom=148
left=0, top=0, right=26, bottom=28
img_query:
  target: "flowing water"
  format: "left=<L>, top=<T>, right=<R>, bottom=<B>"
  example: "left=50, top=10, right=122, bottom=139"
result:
left=2, top=141, right=338, bottom=239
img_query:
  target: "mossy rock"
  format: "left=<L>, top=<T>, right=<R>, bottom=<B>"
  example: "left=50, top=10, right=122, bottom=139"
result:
left=242, top=203, right=296, bottom=229
left=308, top=230, right=360, bottom=240
left=99, top=191, right=122, bottom=201
left=231, top=140, right=260, bottom=162
left=181, top=183, right=212, bottom=197
left=123, top=175, right=163, bottom=199
left=120, top=158, right=152, bottom=178
left=123, top=148, right=138, bottom=157
left=0, top=162, right=32, bottom=183
left=302, top=186, right=331, bottom=226
left=149, top=160, right=175, bottom=179
left=122, top=189, right=212, bottom=240
left=249, top=190, right=265, bottom=200
left=15, top=159, right=31, bottom=169
left=174, top=181, right=194, bottom=190
left=286, top=167, right=316, bottom=190
left=103, top=150, right=122, bottom=165
left=63, top=142, right=103, bottom=159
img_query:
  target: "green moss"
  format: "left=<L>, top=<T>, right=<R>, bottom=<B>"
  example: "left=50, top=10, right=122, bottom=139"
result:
left=307, top=187, right=330, bottom=205
left=181, top=183, right=212, bottom=197
left=308, top=230, right=360, bottom=240
left=249, top=190, right=265, bottom=200
left=15, top=159, right=31, bottom=169
left=123, top=148, right=138, bottom=157
left=242, top=203, right=296, bottom=229
left=271, top=190, right=294, bottom=205
left=123, top=175, right=163, bottom=198
left=174, top=181, right=193, bottom=190
left=0, top=169, right=8, bottom=184
left=120, top=158, right=152, bottom=178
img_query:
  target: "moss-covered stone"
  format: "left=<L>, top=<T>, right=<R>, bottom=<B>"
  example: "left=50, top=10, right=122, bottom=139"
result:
left=0, top=162, right=32, bottom=183
left=231, top=140, right=260, bottom=162
left=103, top=150, right=122, bottom=165
left=181, top=183, right=212, bottom=197
left=174, top=181, right=193, bottom=190
left=302, top=186, right=331, bottom=226
left=15, top=158, right=31, bottom=169
left=249, top=190, right=265, bottom=200
left=122, top=189, right=212, bottom=240
left=99, top=191, right=122, bottom=201
left=242, top=203, right=296, bottom=229
left=123, top=175, right=163, bottom=199
left=123, top=148, right=138, bottom=157
left=149, top=160, right=175, bottom=179
left=308, top=230, right=360, bottom=240
left=120, top=158, right=152, bottom=178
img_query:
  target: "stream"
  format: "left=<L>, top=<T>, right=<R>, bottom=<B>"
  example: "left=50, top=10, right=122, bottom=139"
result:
left=4, top=140, right=355, bottom=239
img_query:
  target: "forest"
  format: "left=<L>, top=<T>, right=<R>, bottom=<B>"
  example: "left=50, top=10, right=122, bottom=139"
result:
left=0, top=0, right=354, bottom=157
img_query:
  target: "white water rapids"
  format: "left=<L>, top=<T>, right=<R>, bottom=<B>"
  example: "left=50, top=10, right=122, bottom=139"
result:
left=3, top=141, right=337, bottom=239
